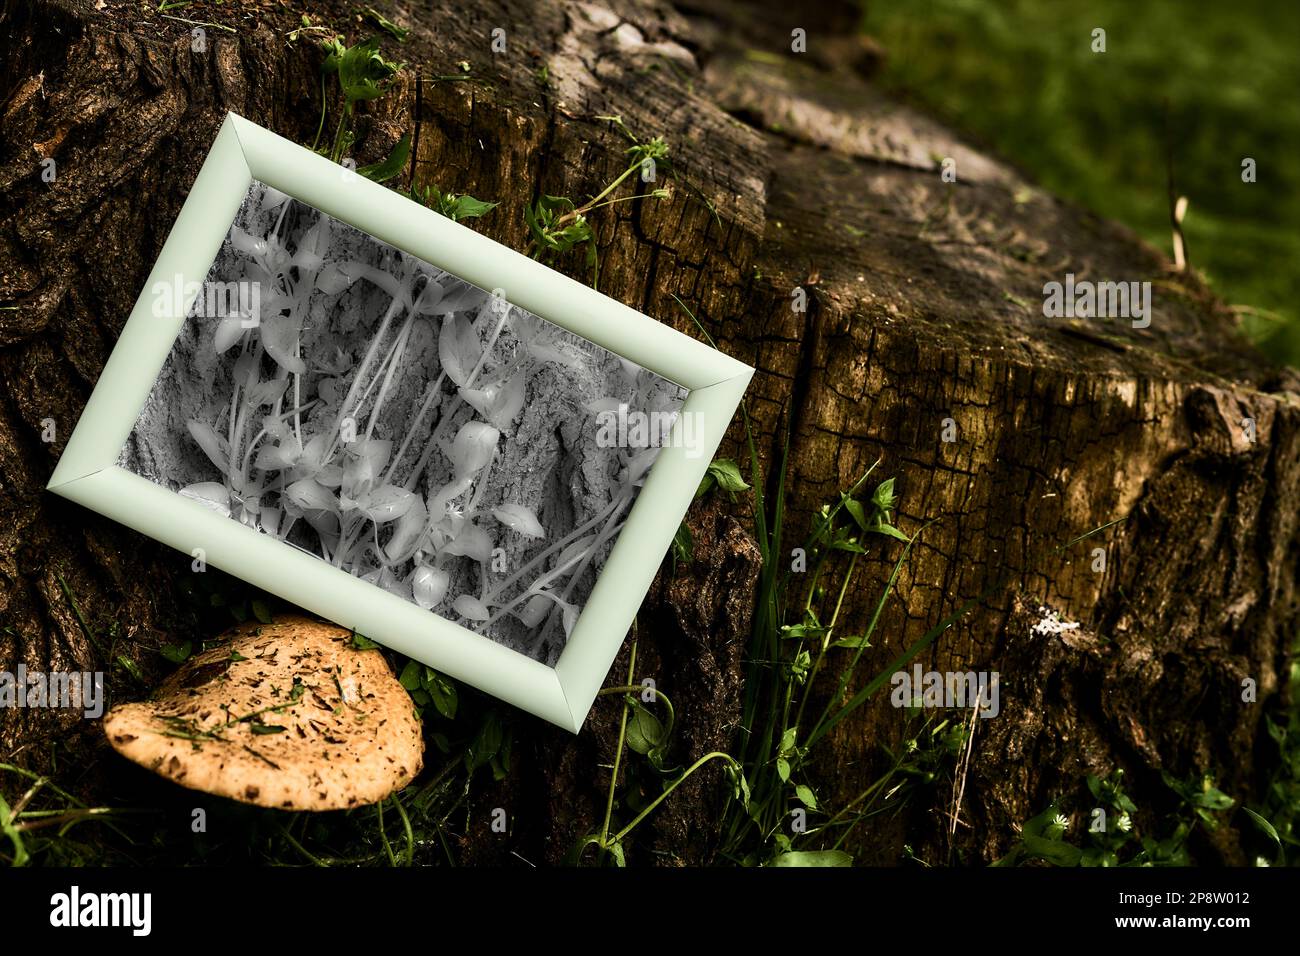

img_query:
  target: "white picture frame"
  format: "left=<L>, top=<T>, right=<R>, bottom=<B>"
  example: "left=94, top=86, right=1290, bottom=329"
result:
left=47, top=113, right=752, bottom=732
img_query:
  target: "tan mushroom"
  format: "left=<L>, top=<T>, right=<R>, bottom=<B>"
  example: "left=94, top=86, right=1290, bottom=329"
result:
left=103, top=614, right=422, bottom=811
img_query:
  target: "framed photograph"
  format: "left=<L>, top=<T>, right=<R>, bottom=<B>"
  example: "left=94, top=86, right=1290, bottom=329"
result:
left=47, top=112, right=752, bottom=732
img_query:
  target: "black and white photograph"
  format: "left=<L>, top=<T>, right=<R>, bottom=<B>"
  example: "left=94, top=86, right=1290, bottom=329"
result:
left=120, top=182, right=688, bottom=663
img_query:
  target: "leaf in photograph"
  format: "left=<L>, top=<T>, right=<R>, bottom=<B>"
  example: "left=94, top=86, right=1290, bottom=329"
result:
left=315, top=260, right=361, bottom=296
left=453, top=594, right=491, bottom=621
left=512, top=594, right=552, bottom=628
left=411, top=565, right=449, bottom=610
left=432, top=280, right=489, bottom=315
left=624, top=447, right=659, bottom=485
left=438, top=311, right=482, bottom=387
left=359, top=484, right=415, bottom=523
left=492, top=503, right=545, bottom=539
left=259, top=308, right=307, bottom=375
left=344, top=439, right=393, bottom=495
left=228, top=225, right=268, bottom=259
left=186, top=420, right=231, bottom=473
left=244, top=378, right=289, bottom=408
left=554, top=535, right=597, bottom=576
left=179, top=482, right=233, bottom=518
left=213, top=316, right=246, bottom=354
left=386, top=495, right=428, bottom=560
left=290, top=219, right=327, bottom=273
left=262, top=415, right=292, bottom=442
left=160, top=641, right=192, bottom=663
left=444, top=521, right=493, bottom=563
left=254, top=441, right=299, bottom=471
left=449, top=421, right=499, bottom=477
left=285, top=478, right=338, bottom=513
left=458, top=372, right=525, bottom=431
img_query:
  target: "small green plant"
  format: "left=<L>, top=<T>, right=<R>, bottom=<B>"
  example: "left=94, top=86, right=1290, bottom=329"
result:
left=525, top=117, right=671, bottom=288
left=410, top=183, right=498, bottom=223
left=994, top=769, right=1234, bottom=867
left=672, top=294, right=970, bottom=866
left=315, top=35, right=404, bottom=166
left=1252, top=646, right=1300, bottom=864
left=570, top=634, right=746, bottom=866
left=0, top=765, right=131, bottom=867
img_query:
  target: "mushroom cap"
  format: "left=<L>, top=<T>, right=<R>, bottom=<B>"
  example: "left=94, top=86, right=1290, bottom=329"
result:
left=103, top=615, right=422, bottom=811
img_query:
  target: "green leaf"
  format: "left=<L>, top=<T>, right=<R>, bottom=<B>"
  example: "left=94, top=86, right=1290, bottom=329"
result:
left=320, top=36, right=346, bottom=74
left=229, top=650, right=248, bottom=662
left=1243, top=807, right=1281, bottom=847
left=770, top=850, right=852, bottom=867
left=706, top=459, right=751, bottom=494
left=351, top=631, right=381, bottom=650
left=362, top=6, right=410, bottom=42
left=1021, top=834, right=1082, bottom=866
left=780, top=622, right=826, bottom=641
left=671, top=521, right=693, bottom=566
left=336, top=37, right=403, bottom=105
left=776, top=756, right=790, bottom=782
left=1086, top=774, right=1103, bottom=801
left=116, top=655, right=144, bottom=683
left=779, top=727, right=797, bottom=755
left=871, top=477, right=898, bottom=515
left=843, top=497, right=867, bottom=530
left=727, top=763, right=751, bottom=808
left=160, top=641, right=192, bottom=663
left=422, top=668, right=459, bottom=720
left=1195, top=786, right=1234, bottom=811
left=626, top=702, right=666, bottom=755
left=250, top=723, right=287, bottom=735
left=450, top=194, right=498, bottom=221
left=466, top=712, right=504, bottom=773
left=868, top=523, right=911, bottom=542
left=358, top=132, right=410, bottom=183
left=251, top=599, right=273, bottom=625
left=398, top=659, right=422, bottom=692
left=794, top=784, right=818, bottom=809
left=831, top=634, right=870, bottom=649
left=694, top=472, right=715, bottom=499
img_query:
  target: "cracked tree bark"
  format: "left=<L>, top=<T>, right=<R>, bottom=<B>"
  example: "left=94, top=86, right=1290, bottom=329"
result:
left=2, top=0, right=1297, bottom=865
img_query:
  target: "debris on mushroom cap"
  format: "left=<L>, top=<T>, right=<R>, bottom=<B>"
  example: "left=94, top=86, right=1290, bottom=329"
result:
left=102, top=615, right=422, bottom=812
